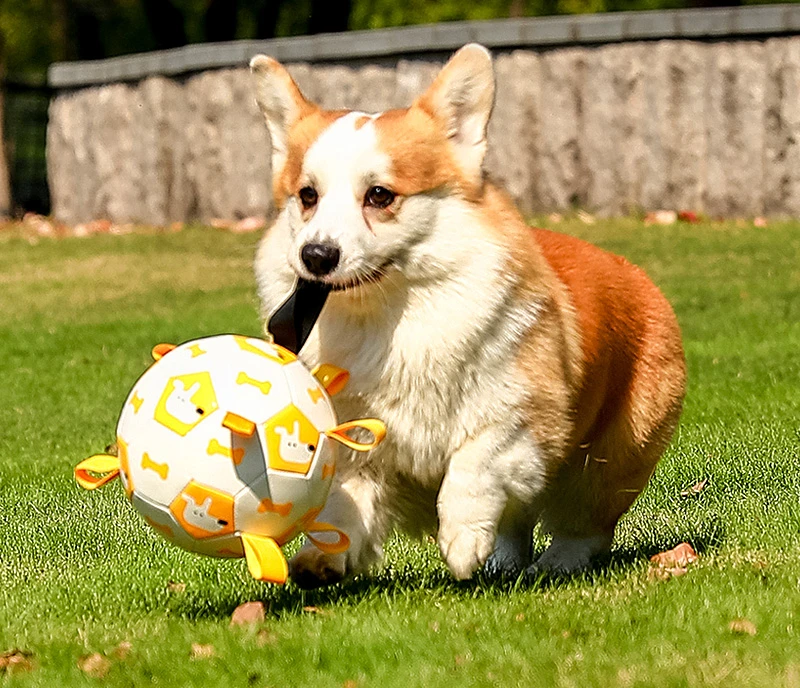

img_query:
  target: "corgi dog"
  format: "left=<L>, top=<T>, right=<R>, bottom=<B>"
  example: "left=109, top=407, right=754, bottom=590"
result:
left=250, top=45, right=686, bottom=587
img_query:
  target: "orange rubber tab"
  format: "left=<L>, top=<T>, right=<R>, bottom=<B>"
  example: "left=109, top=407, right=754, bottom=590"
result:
left=325, top=418, right=386, bottom=452
left=75, top=454, right=121, bottom=490
left=305, top=521, right=351, bottom=554
left=151, top=343, right=176, bottom=361
left=241, top=533, right=288, bottom=584
left=222, top=412, right=256, bottom=437
left=311, top=364, right=350, bottom=396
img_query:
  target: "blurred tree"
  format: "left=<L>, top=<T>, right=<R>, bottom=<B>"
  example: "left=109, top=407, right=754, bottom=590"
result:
left=308, top=0, right=351, bottom=33
left=0, top=0, right=9, bottom=217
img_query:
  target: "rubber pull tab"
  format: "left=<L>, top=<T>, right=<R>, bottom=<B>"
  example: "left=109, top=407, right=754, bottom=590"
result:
left=311, top=364, right=350, bottom=396
left=325, top=419, right=387, bottom=452
left=305, top=521, right=351, bottom=554
left=151, top=343, right=176, bottom=361
left=267, top=279, right=331, bottom=354
left=241, top=533, right=288, bottom=584
left=75, top=454, right=121, bottom=490
left=222, top=412, right=256, bottom=437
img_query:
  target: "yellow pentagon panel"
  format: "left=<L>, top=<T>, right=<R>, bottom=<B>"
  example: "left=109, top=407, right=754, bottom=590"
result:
left=283, top=361, right=336, bottom=434
left=263, top=405, right=320, bottom=475
left=117, top=436, right=134, bottom=500
left=170, top=481, right=235, bottom=540
left=154, top=372, right=219, bottom=436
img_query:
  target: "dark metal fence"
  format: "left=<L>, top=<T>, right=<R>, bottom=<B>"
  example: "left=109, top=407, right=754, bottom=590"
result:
left=4, top=81, right=51, bottom=216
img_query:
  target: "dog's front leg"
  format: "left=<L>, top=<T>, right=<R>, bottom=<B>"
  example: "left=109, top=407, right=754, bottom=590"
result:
left=436, top=429, right=524, bottom=580
left=289, top=472, right=386, bottom=589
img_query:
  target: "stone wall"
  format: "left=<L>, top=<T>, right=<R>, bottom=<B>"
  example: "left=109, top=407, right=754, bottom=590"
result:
left=47, top=15, right=800, bottom=223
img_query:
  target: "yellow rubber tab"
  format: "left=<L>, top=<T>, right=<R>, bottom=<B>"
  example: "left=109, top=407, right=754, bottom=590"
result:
left=241, top=533, right=288, bottom=584
left=311, top=364, right=350, bottom=397
left=75, top=454, right=120, bottom=490
left=324, top=418, right=387, bottom=452
left=222, top=412, right=256, bottom=437
left=151, top=343, right=177, bottom=361
left=305, top=521, right=351, bottom=554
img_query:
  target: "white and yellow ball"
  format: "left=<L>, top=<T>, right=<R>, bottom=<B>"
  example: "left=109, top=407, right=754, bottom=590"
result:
left=76, top=334, right=384, bottom=584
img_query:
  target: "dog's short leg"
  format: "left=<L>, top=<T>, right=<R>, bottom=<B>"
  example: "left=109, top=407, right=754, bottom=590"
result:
left=483, top=499, right=535, bottom=578
left=289, top=473, right=386, bottom=589
left=532, top=533, right=613, bottom=574
left=437, top=431, right=543, bottom=580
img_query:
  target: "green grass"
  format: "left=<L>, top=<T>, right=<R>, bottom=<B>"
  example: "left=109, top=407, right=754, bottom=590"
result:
left=0, top=218, right=799, bottom=687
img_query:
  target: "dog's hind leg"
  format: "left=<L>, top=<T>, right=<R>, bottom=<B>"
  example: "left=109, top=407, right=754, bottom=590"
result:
left=483, top=497, right=536, bottom=578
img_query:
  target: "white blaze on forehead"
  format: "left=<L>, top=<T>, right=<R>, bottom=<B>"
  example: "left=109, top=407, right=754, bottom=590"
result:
left=303, top=111, right=391, bottom=195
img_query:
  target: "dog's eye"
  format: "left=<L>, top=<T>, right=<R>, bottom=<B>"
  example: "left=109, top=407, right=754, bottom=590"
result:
left=365, top=186, right=395, bottom=209
left=299, top=186, right=318, bottom=209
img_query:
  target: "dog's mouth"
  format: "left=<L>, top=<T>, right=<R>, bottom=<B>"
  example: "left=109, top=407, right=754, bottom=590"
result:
left=314, top=261, right=393, bottom=293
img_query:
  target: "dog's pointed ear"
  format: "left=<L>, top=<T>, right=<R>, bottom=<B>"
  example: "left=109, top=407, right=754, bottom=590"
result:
left=250, top=55, right=315, bottom=175
left=415, top=44, right=495, bottom=186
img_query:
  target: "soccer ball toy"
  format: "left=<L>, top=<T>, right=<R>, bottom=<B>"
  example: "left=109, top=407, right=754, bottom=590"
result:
left=74, top=334, right=385, bottom=584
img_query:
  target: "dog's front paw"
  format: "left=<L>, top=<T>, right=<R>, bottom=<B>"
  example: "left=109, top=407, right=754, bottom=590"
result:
left=288, top=546, right=347, bottom=589
left=437, top=522, right=495, bottom=580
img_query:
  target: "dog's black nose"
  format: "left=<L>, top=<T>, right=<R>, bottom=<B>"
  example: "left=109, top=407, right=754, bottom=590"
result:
left=301, top=243, right=340, bottom=276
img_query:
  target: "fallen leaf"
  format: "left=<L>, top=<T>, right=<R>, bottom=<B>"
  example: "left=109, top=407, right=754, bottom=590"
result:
left=78, top=653, right=111, bottom=678
left=169, top=221, right=184, bottom=232
left=678, top=210, right=700, bottom=223
left=729, top=618, right=757, bottom=636
left=230, top=601, right=266, bottom=627
left=753, top=216, right=768, bottom=228
left=232, top=216, right=267, bottom=233
left=644, top=210, right=678, bottom=226
left=429, top=621, right=440, bottom=632
left=112, top=641, right=132, bottom=660
left=577, top=210, right=596, bottom=225
left=343, top=681, right=359, bottom=688
left=515, top=613, right=526, bottom=622
left=210, top=218, right=234, bottom=230
left=190, top=643, right=215, bottom=660
left=547, top=213, right=563, bottom=223
left=650, top=542, right=698, bottom=568
left=648, top=542, right=698, bottom=580
left=0, top=650, right=34, bottom=674
left=167, top=580, right=186, bottom=594
left=681, top=478, right=709, bottom=497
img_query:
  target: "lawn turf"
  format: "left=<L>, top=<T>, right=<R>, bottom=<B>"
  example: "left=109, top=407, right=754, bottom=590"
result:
left=0, top=219, right=798, bottom=687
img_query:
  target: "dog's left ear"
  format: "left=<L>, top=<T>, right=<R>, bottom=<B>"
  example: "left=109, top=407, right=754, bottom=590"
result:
left=415, top=44, right=495, bottom=186
left=250, top=55, right=315, bottom=176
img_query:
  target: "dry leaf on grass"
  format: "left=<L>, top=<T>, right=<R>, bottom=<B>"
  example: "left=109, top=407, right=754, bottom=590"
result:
left=644, top=210, right=678, bottom=226
left=230, top=601, right=266, bottom=627
left=256, top=629, right=278, bottom=647
left=190, top=643, right=215, bottom=660
left=167, top=580, right=186, bottom=594
left=681, top=478, right=709, bottom=497
left=729, top=618, right=757, bottom=636
left=112, top=641, right=132, bottom=660
left=753, top=216, right=768, bottom=228
left=0, top=650, right=33, bottom=674
left=78, top=653, right=111, bottom=678
left=577, top=210, right=596, bottom=225
left=648, top=542, right=698, bottom=580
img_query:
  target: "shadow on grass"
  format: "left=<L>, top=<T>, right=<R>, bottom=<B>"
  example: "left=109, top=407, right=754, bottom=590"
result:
left=166, top=526, right=724, bottom=622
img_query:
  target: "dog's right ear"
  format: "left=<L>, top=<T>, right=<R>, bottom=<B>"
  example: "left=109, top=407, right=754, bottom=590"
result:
left=250, top=55, right=315, bottom=175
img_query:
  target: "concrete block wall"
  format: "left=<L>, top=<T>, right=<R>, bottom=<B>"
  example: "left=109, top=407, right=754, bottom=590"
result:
left=46, top=5, right=800, bottom=223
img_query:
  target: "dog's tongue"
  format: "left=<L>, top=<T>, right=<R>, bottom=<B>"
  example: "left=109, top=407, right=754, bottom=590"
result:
left=267, top=279, right=331, bottom=354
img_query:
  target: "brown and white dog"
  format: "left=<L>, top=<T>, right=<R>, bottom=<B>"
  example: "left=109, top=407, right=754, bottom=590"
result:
left=250, top=44, right=686, bottom=587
